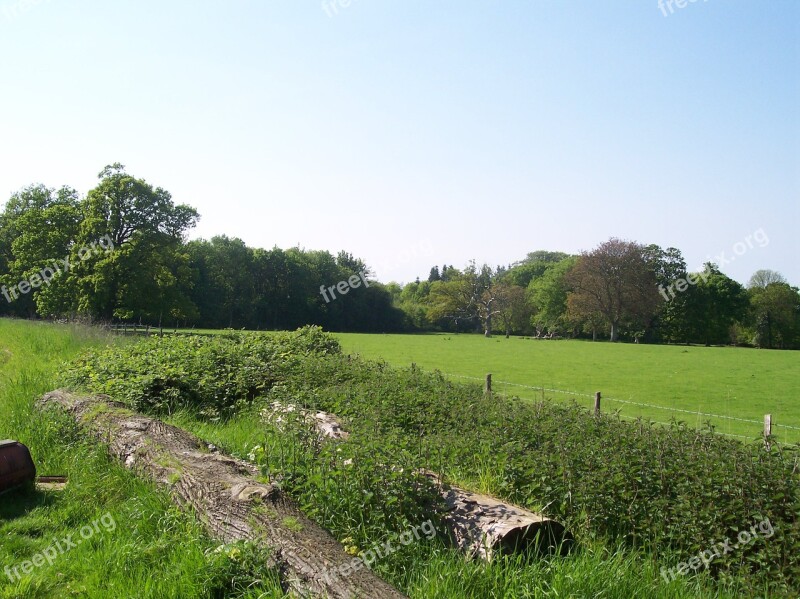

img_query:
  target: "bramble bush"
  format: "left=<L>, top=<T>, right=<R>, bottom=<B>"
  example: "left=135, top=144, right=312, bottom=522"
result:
left=62, top=326, right=339, bottom=417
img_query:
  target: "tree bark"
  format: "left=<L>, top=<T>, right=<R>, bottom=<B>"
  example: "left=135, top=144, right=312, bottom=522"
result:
left=422, top=472, right=570, bottom=561
left=38, top=390, right=407, bottom=599
left=263, top=402, right=350, bottom=441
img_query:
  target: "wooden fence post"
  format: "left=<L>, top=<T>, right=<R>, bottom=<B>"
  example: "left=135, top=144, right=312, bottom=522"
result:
left=764, top=414, right=772, bottom=449
left=485, top=373, right=492, bottom=395
left=594, top=392, right=601, bottom=416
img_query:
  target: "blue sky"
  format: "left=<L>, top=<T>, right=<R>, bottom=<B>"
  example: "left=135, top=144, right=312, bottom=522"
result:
left=1, top=0, right=797, bottom=285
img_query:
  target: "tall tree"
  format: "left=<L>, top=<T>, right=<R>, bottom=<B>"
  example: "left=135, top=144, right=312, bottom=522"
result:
left=643, top=245, right=689, bottom=342
left=527, top=256, right=577, bottom=337
left=747, top=269, right=787, bottom=290
left=186, top=237, right=255, bottom=328
left=504, top=251, right=571, bottom=288
left=492, top=283, right=530, bottom=337
left=748, top=282, right=800, bottom=349
left=0, top=185, right=81, bottom=317
left=682, top=264, right=749, bottom=346
left=76, top=164, right=199, bottom=320
left=429, top=262, right=506, bottom=336
left=565, top=238, right=660, bottom=341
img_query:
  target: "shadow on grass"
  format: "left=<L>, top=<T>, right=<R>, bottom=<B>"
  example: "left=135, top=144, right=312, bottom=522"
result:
left=0, top=483, right=57, bottom=521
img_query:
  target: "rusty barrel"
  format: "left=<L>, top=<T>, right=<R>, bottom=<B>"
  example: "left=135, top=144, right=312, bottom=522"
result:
left=0, top=440, right=36, bottom=493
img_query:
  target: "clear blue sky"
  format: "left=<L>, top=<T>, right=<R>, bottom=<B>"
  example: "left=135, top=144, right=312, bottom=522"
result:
left=1, top=0, right=797, bottom=285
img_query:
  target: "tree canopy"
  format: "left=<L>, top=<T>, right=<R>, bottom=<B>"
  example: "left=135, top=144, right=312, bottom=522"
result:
left=1, top=168, right=796, bottom=348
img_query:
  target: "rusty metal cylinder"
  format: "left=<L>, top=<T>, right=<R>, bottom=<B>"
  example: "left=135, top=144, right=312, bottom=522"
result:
left=0, top=440, right=36, bottom=493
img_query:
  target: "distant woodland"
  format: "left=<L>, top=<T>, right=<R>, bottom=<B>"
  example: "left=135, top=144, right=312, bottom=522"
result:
left=2, top=165, right=798, bottom=348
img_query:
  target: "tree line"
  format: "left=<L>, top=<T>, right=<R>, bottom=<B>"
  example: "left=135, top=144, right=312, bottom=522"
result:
left=393, top=243, right=800, bottom=348
left=1, top=165, right=797, bottom=347
left=0, top=165, right=404, bottom=332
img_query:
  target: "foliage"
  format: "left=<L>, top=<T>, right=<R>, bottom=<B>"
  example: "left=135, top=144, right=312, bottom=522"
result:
left=0, top=319, right=285, bottom=598
left=1, top=167, right=797, bottom=346
left=64, top=327, right=800, bottom=596
left=527, top=255, right=578, bottom=336
left=682, top=264, right=750, bottom=346
left=746, top=282, right=800, bottom=349
left=0, top=168, right=406, bottom=333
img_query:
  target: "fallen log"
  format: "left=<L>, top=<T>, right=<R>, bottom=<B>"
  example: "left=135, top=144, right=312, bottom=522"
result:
left=422, top=471, right=570, bottom=561
left=262, top=402, right=350, bottom=441
left=256, top=407, right=571, bottom=562
left=38, top=390, right=406, bottom=599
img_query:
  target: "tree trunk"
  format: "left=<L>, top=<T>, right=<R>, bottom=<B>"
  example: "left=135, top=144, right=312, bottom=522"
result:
left=609, top=322, right=618, bottom=342
left=484, top=314, right=492, bottom=337
left=264, top=402, right=350, bottom=441
left=421, top=472, right=569, bottom=561
left=37, top=391, right=407, bottom=599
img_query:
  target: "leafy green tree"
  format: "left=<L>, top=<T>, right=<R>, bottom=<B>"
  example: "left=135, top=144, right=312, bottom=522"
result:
left=186, top=236, right=255, bottom=328
left=504, top=250, right=570, bottom=288
left=527, top=256, right=577, bottom=337
left=251, top=246, right=294, bottom=329
left=493, top=283, right=530, bottom=337
left=747, top=281, right=800, bottom=349
left=440, top=265, right=460, bottom=282
left=748, top=269, right=786, bottom=289
left=643, top=245, right=689, bottom=342
left=682, top=264, right=749, bottom=346
left=429, top=262, right=510, bottom=336
left=75, top=164, right=199, bottom=320
left=0, top=185, right=81, bottom=317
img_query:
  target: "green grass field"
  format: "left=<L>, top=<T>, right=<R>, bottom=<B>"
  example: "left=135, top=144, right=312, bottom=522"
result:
left=0, top=320, right=285, bottom=598
left=3, top=320, right=790, bottom=597
left=333, top=333, right=800, bottom=444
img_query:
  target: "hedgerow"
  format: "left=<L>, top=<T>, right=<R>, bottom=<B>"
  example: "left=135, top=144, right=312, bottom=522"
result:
left=62, top=328, right=800, bottom=596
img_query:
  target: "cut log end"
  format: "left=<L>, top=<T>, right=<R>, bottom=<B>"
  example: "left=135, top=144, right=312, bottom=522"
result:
left=423, top=471, right=572, bottom=561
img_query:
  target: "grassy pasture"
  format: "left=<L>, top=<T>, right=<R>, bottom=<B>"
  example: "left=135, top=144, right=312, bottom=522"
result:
left=0, top=320, right=284, bottom=598
left=333, top=333, right=800, bottom=444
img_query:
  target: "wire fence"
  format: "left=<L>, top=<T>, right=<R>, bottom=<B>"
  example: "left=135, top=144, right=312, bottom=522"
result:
left=441, top=372, right=799, bottom=443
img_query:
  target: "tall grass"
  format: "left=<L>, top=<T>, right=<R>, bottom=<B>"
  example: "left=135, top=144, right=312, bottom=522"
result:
left=167, top=409, right=739, bottom=598
left=0, top=319, right=284, bottom=598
